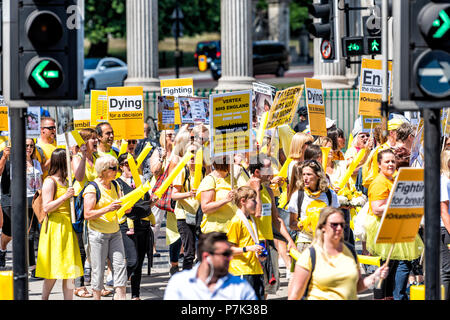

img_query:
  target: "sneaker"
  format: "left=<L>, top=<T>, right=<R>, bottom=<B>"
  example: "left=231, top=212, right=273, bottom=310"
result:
left=29, top=269, right=43, bottom=281
left=169, top=266, right=179, bottom=276
left=0, top=250, right=6, bottom=268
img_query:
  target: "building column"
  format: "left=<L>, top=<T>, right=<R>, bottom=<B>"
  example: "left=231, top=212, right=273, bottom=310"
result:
left=215, top=0, right=255, bottom=91
left=267, top=0, right=290, bottom=49
left=125, top=0, right=160, bottom=92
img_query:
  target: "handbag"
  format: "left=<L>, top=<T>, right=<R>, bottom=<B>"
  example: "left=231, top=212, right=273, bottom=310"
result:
left=31, top=176, right=57, bottom=224
left=151, top=166, right=175, bottom=213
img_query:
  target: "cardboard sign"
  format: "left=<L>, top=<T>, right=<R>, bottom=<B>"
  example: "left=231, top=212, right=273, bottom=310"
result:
left=26, top=107, right=41, bottom=138
left=305, top=78, right=327, bottom=137
left=252, top=82, right=277, bottom=126
left=209, top=90, right=252, bottom=157
left=160, top=78, right=194, bottom=125
left=73, top=108, right=91, bottom=130
left=266, top=85, right=303, bottom=129
left=361, top=115, right=382, bottom=133
left=375, top=168, right=424, bottom=244
left=107, top=86, right=144, bottom=140
left=158, top=96, right=176, bottom=130
left=0, top=107, right=8, bottom=132
left=90, top=90, right=108, bottom=125
left=358, top=59, right=392, bottom=117
left=178, top=96, right=209, bottom=124
left=56, top=107, right=74, bottom=135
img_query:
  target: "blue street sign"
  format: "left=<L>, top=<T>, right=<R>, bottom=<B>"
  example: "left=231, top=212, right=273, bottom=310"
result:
left=415, top=50, right=450, bottom=98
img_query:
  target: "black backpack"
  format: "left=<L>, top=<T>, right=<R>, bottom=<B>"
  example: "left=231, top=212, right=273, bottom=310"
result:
left=302, top=242, right=358, bottom=299
left=73, top=180, right=119, bottom=233
left=297, top=188, right=333, bottom=213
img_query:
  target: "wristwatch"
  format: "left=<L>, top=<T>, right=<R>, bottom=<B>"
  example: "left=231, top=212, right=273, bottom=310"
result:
left=243, top=247, right=247, bottom=253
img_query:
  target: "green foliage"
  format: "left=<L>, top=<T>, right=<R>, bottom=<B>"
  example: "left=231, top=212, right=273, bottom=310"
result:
left=84, top=0, right=126, bottom=44
left=290, top=0, right=312, bottom=37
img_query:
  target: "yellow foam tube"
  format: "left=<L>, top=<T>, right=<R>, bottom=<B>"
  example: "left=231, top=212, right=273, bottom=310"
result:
left=119, top=139, right=128, bottom=156
left=116, top=181, right=151, bottom=219
left=127, top=153, right=142, bottom=188
left=193, top=148, right=203, bottom=190
left=321, top=147, right=331, bottom=170
left=136, top=142, right=153, bottom=168
left=338, top=148, right=366, bottom=190
left=71, top=130, right=85, bottom=147
left=256, top=112, right=269, bottom=146
left=278, top=157, right=292, bottom=178
left=0, top=271, right=13, bottom=300
left=289, top=248, right=302, bottom=261
left=357, top=255, right=381, bottom=267
left=278, top=124, right=296, bottom=155
left=154, top=152, right=194, bottom=198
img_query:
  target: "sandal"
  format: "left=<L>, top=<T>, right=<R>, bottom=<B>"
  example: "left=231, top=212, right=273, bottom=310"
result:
left=101, top=288, right=114, bottom=297
left=74, top=287, right=93, bottom=298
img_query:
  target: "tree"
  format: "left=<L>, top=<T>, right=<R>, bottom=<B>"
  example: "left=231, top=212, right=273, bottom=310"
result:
left=84, top=0, right=126, bottom=57
left=290, top=0, right=312, bottom=38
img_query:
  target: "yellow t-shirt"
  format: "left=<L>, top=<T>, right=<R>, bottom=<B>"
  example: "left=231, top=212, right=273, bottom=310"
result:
left=97, top=149, right=118, bottom=159
left=255, top=185, right=274, bottom=241
left=173, top=167, right=200, bottom=220
left=227, top=212, right=264, bottom=276
left=368, top=173, right=393, bottom=216
left=73, top=154, right=98, bottom=196
left=196, top=174, right=240, bottom=233
left=36, top=140, right=57, bottom=178
left=83, top=180, right=120, bottom=234
left=296, top=244, right=359, bottom=300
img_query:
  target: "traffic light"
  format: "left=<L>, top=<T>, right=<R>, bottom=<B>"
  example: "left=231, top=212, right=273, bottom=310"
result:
left=307, top=0, right=336, bottom=61
left=2, top=1, right=83, bottom=107
left=393, top=0, right=450, bottom=110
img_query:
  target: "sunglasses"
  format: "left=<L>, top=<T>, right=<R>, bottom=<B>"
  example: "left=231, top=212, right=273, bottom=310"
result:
left=328, top=222, right=346, bottom=229
left=43, top=126, right=56, bottom=131
left=109, top=166, right=118, bottom=171
left=120, top=162, right=129, bottom=167
left=128, top=140, right=137, bottom=145
left=303, top=159, right=321, bottom=168
left=210, top=249, right=233, bottom=258
left=26, top=144, right=35, bottom=148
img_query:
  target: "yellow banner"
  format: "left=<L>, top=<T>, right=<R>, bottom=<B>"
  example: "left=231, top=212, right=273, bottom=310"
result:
left=358, top=59, right=392, bottom=117
left=305, top=78, right=326, bottom=137
left=266, top=85, right=303, bottom=129
left=375, top=168, right=424, bottom=244
left=90, top=90, right=108, bottom=125
left=107, top=86, right=144, bottom=140
left=160, top=78, right=194, bottom=125
left=0, top=107, right=8, bottom=132
left=210, top=90, right=252, bottom=157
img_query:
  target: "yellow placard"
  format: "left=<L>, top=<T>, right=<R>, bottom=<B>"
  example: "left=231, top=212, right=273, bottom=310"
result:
left=0, top=107, right=8, bottom=132
left=90, top=90, right=108, bottom=125
left=361, top=115, right=382, bottom=133
left=157, top=96, right=176, bottom=130
left=375, top=168, right=424, bottom=244
left=210, top=90, right=252, bottom=157
left=266, top=85, right=304, bottom=129
left=160, top=78, right=194, bottom=125
left=305, top=78, right=327, bottom=137
left=358, top=59, right=392, bottom=117
left=107, top=86, right=144, bottom=140
left=73, top=108, right=91, bottom=130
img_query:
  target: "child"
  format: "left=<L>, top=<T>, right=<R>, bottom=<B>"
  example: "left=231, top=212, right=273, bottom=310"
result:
left=226, top=186, right=265, bottom=300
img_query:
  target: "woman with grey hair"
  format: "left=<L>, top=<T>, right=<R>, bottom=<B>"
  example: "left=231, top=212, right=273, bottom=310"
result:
left=83, top=154, right=129, bottom=300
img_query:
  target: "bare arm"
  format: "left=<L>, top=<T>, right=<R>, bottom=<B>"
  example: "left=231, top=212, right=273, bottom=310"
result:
left=72, top=150, right=87, bottom=182
left=42, top=178, right=74, bottom=214
left=441, top=200, right=450, bottom=234
left=370, top=199, right=388, bottom=217
left=357, top=263, right=389, bottom=292
left=267, top=187, right=296, bottom=250
left=83, top=192, right=122, bottom=221
left=149, top=148, right=164, bottom=177
left=200, top=189, right=235, bottom=215
left=0, top=147, right=10, bottom=176
left=287, top=265, right=311, bottom=300
left=171, top=184, right=196, bottom=201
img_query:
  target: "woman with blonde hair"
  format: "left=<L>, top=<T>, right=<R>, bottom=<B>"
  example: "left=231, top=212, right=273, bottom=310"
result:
left=287, top=132, right=314, bottom=182
left=440, top=149, right=450, bottom=300
left=288, top=207, right=389, bottom=300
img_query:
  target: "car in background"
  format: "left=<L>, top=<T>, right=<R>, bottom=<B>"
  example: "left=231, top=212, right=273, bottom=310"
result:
left=210, top=40, right=290, bottom=80
left=194, top=40, right=221, bottom=69
left=83, top=57, right=128, bottom=92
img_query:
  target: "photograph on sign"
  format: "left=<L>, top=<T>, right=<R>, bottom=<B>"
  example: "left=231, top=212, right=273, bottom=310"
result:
left=158, top=96, right=176, bottom=130
left=266, top=85, right=304, bottom=129
left=26, top=107, right=41, bottom=138
left=358, top=59, right=392, bottom=117
left=160, top=78, right=194, bottom=125
left=90, top=90, right=108, bottom=125
left=252, top=82, right=277, bottom=126
left=305, top=78, right=327, bottom=137
left=56, top=107, right=74, bottom=135
left=375, top=168, right=424, bottom=244
left=107, top=86, right=144, bottom=140
left=73, top=108, right=92, bottom=130
left=178, top=96, right=209, bottom=124
left=209, top=90, right=252, bottom=157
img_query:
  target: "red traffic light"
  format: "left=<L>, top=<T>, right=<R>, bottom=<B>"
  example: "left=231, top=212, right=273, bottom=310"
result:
left=26, top=10, right=63, bottom=47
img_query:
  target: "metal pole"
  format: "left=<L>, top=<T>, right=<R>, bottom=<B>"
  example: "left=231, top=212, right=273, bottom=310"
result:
left=423, top=108, right=441, bottom=300
left=10, top=107, right=28, bottom=300
left=381, top=0, right=388, bottom=136
left=175, top=0, right=180, bottom=79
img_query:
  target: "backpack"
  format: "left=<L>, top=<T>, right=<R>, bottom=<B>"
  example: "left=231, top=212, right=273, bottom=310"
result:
left=31, top=176, right=57, bottom=224
left=179, top=165, right=206, bottom=227
left=73, top=180, right=119, bottom=233
left=297, top=188, right=333, bottom=214
left=302, top=242, right=358, bottom=300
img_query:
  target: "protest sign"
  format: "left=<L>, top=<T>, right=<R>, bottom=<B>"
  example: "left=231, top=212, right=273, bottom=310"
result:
left=266, top=85, right=303, bottom=129
left=73, top=108, right=91, bottom=130
left=358, top=59, right=392, bottom=117
left=178, top=96, right=210, bottom=124
left=375, top=168, right=424, bottom=244
left=305, top=78, right=327, bottom=137
left=252, top=82, right=277, bottom=125
left=0, top=107, right=8, bottom=132
left=158, top=96, right=176, bottom=130
left=107, top=86, right=144, bottom=140
left=56, top=107, right=74, bottom=135
left=209, top=90, right=252, bottom=157
left=361, top=115, right=382, bottom=133
left=26, top=107, right=41, bottom=138
left=90, top=90, right=108, bottom=125
left=160, top=78, right=194, bottom=125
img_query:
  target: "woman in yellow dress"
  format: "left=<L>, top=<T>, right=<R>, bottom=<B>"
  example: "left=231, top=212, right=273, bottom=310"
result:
left=36, top=148, right=83, bottom=300
left=365, top=148, right=423, bottom=300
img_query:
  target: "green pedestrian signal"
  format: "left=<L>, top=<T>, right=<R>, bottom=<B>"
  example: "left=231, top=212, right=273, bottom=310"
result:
left=28, top=58, right=64, bottom=91
left=342, top=37, right=364, bottom=57
left=348, top=43, right=360, bottom=51
left=371, top=40, right=380, bottom=52
left=366, top=37, right=382, bottom=55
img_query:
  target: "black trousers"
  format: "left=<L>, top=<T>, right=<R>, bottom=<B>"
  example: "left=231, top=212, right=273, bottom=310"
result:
left=177, top=219, right=197, bottom=270
left=120, top=219, right=153, bottom=298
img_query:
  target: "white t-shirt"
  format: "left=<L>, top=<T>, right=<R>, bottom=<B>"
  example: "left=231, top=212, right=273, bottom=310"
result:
left=26, top=160, right=43, bottom=198
left=287, top=188, right=339, bottom=243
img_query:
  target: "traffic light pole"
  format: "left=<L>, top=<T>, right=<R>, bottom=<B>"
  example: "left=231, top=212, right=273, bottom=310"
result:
left=423, top=108, right=442, bottom=300
left=9, top=108, right=29, bottom=300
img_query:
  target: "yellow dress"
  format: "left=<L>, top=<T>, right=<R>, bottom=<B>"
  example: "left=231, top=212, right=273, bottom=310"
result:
left=35, top=179, right=83, bottom=279
left=365, top=174, right=423, bottom=260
